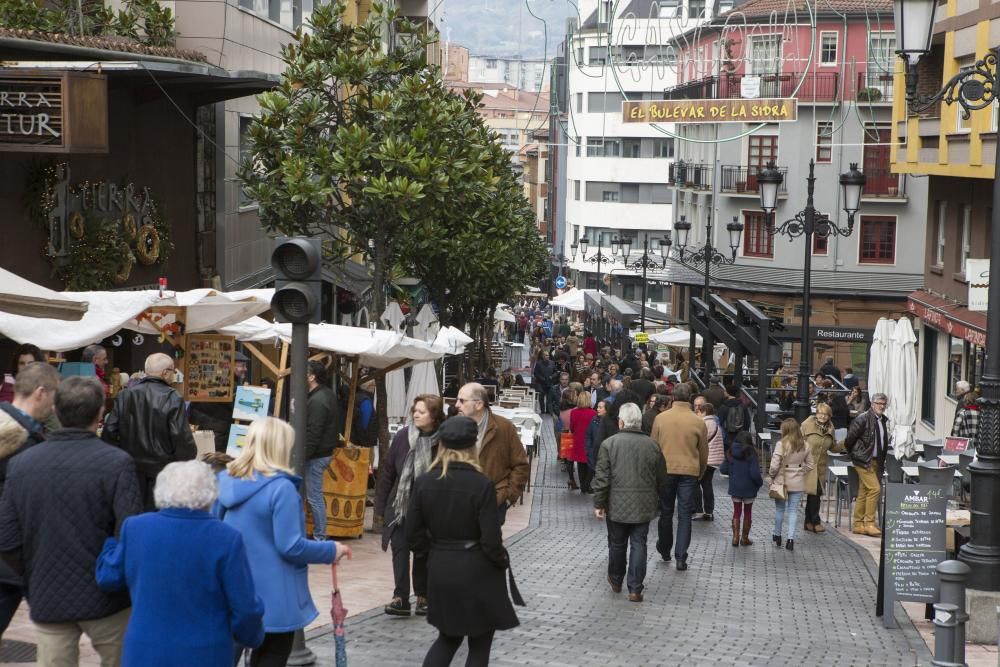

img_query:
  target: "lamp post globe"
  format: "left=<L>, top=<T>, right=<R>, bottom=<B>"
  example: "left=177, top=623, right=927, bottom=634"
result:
left=726, top=216, right=745, bottom=258
left=757, top=161, right=783, bottom=216
left=893, top=0, right=937, bottom=65
left=839, top=162, right=866, bottom=225
left=674, top=216, right=692, bottom=252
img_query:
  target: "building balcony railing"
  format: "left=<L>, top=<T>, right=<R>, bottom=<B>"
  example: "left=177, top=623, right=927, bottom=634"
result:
left=862, top=168, right=905, bottom=198
left=719, top=165, right=788, bottom=195
left=668, top=162, right=713, bottom=190
left=857, top=70, right=895, bottom=103
left=664, top=72, right=840, bottom=102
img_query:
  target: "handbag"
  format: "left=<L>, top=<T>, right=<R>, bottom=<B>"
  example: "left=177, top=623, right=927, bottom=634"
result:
left=768, top=480, right=786, bottom=501
left=559, top=431, right=574, bottom=460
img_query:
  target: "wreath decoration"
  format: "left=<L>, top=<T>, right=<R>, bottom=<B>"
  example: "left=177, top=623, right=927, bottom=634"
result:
left=122, top=213, right=137, bottom=241
left=136, top=224, right=160, bottom=265
left=114, top=248, right=135, bottom=285
left=68, top=211, right=85, bottom=239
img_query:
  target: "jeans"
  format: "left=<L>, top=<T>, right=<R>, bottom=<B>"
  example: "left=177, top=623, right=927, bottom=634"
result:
left=692, top=465, right=717, bottom=515
left=656, top=474, right=698, bottom=560
left=773, top=491, right=803, bottom=540
left=306, top=456, right=330, bottom=539
left=606, top=520, right=650, bottom=594
left=35, top=606, right=129, bottom=667
left=390, top=522, right=427, bottom=600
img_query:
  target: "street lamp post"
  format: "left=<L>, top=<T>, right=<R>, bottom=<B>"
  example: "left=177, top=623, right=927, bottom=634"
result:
left=618, top=235, right=670, bottom=332
left=663, top=214, right=744, bottom=382
left=571, top=236, right=620, bottom=341
left=894, top=0, right=1000, bottom=592
left=756, top=159, right=866, bottom=424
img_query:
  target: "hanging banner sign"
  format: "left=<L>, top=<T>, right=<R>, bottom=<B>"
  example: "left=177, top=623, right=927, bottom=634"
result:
left=623, top=98, right=798, bottom=123
left=741, top=76, right=761, bottom=99
left=0, top=72, right=108, bottom=153
left=966, top=258, right=989, bottom=312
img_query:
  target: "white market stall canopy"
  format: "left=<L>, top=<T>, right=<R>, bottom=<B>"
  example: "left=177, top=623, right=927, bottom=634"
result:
left=550, top=287, right=601, bottom=312
left=0, top=268, right=89, bottom=322
left=218, top=317, right=472, bottom=369
left=0, top=288, right=273, bottom=352
left=649, top=327, right=703, bottom=347
left=494, top=307, right=516, bottom=323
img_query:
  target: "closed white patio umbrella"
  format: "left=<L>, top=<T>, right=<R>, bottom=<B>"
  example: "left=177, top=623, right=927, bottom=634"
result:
left=381, top=302, right=409, bottom=422
left=867, top=318, right=896, bottom=399
left=887, top=318, right=918, bottom=459
left=405, top=304, right=440, bottom=409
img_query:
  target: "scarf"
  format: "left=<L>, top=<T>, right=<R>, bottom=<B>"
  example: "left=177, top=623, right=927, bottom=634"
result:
left=391, top=425, right=438, bottom=524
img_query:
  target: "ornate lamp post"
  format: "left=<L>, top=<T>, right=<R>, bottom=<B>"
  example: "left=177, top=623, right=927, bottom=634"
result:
left=894, top=0, right=1000, bottom=592
left=571, top=236, right=620, bottom=340
left=663, top=214, right=744, bottom=381
left=756, top=159, right=865, bottom=423
left=618, top=235, right=670, bottom=332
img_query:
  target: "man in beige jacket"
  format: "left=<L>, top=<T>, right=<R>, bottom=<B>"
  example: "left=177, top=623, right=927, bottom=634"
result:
left=650, top=383, right=708, bottom=570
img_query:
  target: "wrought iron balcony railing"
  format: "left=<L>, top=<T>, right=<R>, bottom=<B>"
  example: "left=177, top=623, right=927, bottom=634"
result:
left=664, top=72, right=840, bottom=102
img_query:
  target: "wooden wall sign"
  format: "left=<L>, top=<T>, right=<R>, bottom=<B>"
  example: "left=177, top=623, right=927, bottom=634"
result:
left=0, top=71, right=108, bottom=153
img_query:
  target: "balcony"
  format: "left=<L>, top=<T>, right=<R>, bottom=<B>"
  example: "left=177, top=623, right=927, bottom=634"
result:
left=668, top=162, right=713, bottom=190
left=857, top=71, right=895, bottom=103
left=861, top=168, right=905, bottom=200
left=719, top=165, right=788, bottom=196
left=664, top=72, right=840, bottom=102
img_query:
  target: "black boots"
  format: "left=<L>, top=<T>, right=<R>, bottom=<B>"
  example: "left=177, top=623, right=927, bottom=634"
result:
left=785, top=539, right=795, bottom=551
left=772, top=534, right=782, bottom=548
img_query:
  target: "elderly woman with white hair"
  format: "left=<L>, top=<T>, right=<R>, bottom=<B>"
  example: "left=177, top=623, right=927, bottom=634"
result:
left=96, top=460, right=264, bottom=666
left=590, top=402, right=667, bottom=602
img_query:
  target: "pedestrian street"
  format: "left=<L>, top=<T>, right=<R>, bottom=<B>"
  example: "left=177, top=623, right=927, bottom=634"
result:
left=307, top=417, right=929, bottom=667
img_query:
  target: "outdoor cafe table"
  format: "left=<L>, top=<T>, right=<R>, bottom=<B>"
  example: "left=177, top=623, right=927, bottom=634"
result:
left=939, top=454, right=961, bottom=466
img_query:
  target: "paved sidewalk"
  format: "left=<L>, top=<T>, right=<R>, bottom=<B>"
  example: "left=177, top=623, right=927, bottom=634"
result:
left=307, top=419, right=932, bottom=666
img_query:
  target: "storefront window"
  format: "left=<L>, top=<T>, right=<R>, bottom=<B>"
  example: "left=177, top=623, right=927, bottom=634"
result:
left=921, top=328, right=937, bottom=426
left=947, top=336, right=964, bottom=398
left=964, top=341, right=984, bottom=391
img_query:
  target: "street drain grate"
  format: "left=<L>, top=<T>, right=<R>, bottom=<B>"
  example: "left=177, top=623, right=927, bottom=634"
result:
left=0, top=639, right=37, bottom=662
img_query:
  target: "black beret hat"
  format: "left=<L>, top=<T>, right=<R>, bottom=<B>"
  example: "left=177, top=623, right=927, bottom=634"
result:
left=438, top=416, right=478, bottom=450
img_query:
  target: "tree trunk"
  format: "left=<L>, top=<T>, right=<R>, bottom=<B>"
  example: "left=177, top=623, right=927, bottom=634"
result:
left=371, top=240, right=391, bottom=490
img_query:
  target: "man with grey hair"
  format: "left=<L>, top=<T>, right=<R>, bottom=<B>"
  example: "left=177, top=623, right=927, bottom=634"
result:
left=592, top=402, right=666, bottom=602
left=0, top=376, right=140, bottom=665
left=953, top=380, right=972, bottom=424
left=845, top=392, right=891, bottom=537
left=456, top=382, right=529, bottom=525
left=81, top=344, right=110, bottom=396
left=104, top=352, right=196, bottom=510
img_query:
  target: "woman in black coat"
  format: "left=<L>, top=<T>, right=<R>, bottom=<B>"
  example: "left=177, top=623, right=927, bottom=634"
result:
left=406, top=417, right=520, bottom=667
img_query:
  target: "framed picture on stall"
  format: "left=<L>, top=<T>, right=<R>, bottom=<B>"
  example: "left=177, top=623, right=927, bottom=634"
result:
left=183, top=334, right=236, bottom=403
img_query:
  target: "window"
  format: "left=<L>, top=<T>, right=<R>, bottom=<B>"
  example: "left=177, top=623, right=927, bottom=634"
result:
left=239, top=0, right=298, bottom=29
left=863, top=124, right=894, bottom=195
left=858, top=216, right=896, bottom=264
left=658, top=0, right=680, bottom=17
left=576, top=47, right=584, bottom=64
left=921, top=328, right=937, bottom=426
left=589, top=46, right=608, bottom=66
left=813, top=232, right=828, bottom=255
left=742, top=211, right=773, bottom=258
left=587, top=91, right=625, bottom=113
left=748, top=134, right=778, bottom=169
left=868, top=33, right=897, bottom=71
left=748, top=35, right=781, bottom=74
left=820, top=32, right=838, bottom=66
left=598, top=0, right=612, bottom=23
left=624, top=138, right=641, bottom=158
left=956, top=97, right=973, bottom=132
left=689, top=0, right=706, bottom=18
left=485, top=59, right=497, bottom=70
left=934, top=201, right=946, bottom=267
left=576, top=93, right=583, bottom=113
left=947, top=336, right=965, bottom=399
left=816, top=121, right=833, bottom=163
left=239, top=116, right=256, bottom=207
left=651, top=137, right=674, bottom=158
left=574, top=180, right=581, bottom=200
left=602, top=191, right=619, bottom=202
left=575, top=139, right=581, bottom=157
left=586, top=137, right=621, bottom=157
left=960, top=204, right=972, bottom=275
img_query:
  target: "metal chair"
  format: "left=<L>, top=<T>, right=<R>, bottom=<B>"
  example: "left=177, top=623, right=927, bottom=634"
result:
left=835, top=466, right=859, bottom=528
left=917, top=463, right=957, bottom=497
left=917, top=438, right=943, bottom=462
left=884, top=454, right=904, bottom=484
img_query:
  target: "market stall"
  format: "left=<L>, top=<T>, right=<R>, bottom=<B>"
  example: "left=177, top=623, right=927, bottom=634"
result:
left=0, top=268, right=88, bottom=321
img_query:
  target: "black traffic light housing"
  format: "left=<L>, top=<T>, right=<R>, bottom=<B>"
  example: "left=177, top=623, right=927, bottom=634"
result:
left=271, top=237, right=322, bottom=324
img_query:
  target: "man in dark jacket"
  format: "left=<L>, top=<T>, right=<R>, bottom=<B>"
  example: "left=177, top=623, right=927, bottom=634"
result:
left=593, top=403, right=666, bottom=602
left=532, top=351, right=555, bottom=413
left=103, top=352, right=196, bottom=510
left=819, top=357, right=842, bottom=382
left=701, top=376, right=726, bottom=410
left=0, top=362, right=58, bottom=640
left=845, top=392, right=890, bottom=537
left=0, top=376, right=141, bottom=664
left=717, top=383, right=749, bottom=448
left=306, top=360, right=337, bottom=540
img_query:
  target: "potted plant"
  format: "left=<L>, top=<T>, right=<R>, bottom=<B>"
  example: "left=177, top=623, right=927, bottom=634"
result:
left=857, top=87, right=883, bottom=102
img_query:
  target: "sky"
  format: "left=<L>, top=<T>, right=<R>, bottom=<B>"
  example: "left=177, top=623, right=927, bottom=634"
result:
left=440, top=0, right=577, bottom=59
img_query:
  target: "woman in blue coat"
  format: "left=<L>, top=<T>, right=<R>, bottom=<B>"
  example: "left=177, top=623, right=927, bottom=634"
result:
left=727, top=431, right=764, bottom=548
left=96, top=460, right=265, bottom=667
left=217, top=417, right=352, bottom=666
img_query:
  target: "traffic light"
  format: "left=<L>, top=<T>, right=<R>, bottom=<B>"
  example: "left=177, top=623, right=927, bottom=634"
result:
left=271, top=237, right=322, bottom=324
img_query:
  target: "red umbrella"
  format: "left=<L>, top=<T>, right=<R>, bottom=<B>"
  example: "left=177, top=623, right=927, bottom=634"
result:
left=331, top=562, right=348, bottom=666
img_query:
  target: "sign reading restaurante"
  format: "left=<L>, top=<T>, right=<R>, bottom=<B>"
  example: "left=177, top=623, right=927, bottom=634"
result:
left=622, top=98, right=798, bottom=123
left=0, top=72, right=108, bottom=153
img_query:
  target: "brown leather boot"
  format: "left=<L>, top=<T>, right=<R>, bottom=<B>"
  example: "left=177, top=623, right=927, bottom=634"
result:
left=864, top=523, right=882, bottom=537
left=740, top=519, right=753, bottom=546
left=732, top=516, right=740, bottom=547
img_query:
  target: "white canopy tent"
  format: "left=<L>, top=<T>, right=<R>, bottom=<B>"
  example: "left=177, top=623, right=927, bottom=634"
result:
left=0, top=288, right=273, bottom=352
left=493, top=307, right=516, bottom=323
left=0, top=268, right=89, bottom=321
left=649, top=327, right=703, bottom=347
left=550, top=287, right=600, bottom=312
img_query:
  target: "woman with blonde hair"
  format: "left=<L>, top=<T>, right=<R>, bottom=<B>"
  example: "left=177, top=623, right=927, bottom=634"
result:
left=801, top=402, right=845, bottom=533
left=406, top=416, right=520, bottom=666
left=768, top=418, right=816, bottom=551
left=217, top=417, right=352, bottom=667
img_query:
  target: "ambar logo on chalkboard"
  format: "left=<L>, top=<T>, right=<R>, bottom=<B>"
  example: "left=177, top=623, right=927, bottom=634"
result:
left=904, top=492, right=927, bottom=503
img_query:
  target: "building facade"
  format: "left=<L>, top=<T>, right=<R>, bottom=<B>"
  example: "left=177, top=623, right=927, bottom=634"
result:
left=662, top=0, right=927, bottom=376
left=468, top=54, right=550, bottom=92
left=890, top=0, right=998, bottom=441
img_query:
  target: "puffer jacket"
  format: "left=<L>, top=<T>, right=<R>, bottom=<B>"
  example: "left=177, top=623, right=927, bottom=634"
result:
left=102, top=377, right=197, bottom=468
left=845, top=409, right=890, bottom=466
left=727, top=439, right=763, bottom=499
left=703, top=415, right=725, bottom=467
left=591, top=428, right=667, bottom=524
left=0, top=403, right=45, bottom=497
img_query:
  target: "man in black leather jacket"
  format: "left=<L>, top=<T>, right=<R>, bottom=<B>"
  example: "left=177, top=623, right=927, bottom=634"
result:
left=844, top=393, right=890, bottom=537
left=103, top=353, right=196, bottom=510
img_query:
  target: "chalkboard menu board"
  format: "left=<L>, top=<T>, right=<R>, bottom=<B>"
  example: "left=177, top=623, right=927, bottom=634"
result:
left=884, top=483, right=947, bottom=604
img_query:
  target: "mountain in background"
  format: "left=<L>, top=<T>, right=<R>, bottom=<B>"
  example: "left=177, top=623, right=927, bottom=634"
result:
left=441, top=0, right=576, bottom=59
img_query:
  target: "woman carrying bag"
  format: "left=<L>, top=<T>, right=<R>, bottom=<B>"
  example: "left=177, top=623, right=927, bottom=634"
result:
left=767, top=418, right=815, bottom=551
left=801, top=403, right=845, bottom=534
left=406, top=416, right=523, bottom=666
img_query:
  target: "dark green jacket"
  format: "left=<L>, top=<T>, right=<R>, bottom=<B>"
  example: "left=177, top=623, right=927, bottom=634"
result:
left=592, top=428, right=667, bottom=524
left=306, top=385, right=337, bottom=460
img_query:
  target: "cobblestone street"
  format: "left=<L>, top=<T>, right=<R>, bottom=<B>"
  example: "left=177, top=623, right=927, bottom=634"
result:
left=307, top=418, right=932, bottom=666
